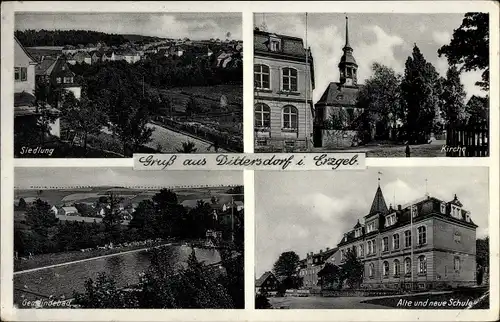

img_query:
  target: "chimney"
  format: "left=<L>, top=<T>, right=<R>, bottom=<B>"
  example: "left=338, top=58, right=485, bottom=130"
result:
left=320, top=249, right=323, bottom=254
left=326, top=247, right=330, bottom=251
left=397, top=204, right=402, bottom=210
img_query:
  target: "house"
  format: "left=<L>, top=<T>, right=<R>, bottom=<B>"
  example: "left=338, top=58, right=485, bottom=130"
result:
left=254, top=28, right=315, bottom=152
left=65, top=53, right=77, bottom=65
left=14, top=37, right=60, bottom=138
left=59, top=206, right=79, bottom=216
left=62, top=45, right=77, bottom=55
left=101, top=51, right=116, bottom=62
left=298, top=247, right=338, bottom=289
left=91, top=52, right=102, bottom=64
left=120, top=49, right=140, bottom=64
left=51, top=205, right=58, bottom=215
left=73, top=51, right=92, bottom=64
left=255, top=271, right=280, bottom=294
left=49, top=57, right=81, bottom=100
left=331, top=183, right=477, bottom=290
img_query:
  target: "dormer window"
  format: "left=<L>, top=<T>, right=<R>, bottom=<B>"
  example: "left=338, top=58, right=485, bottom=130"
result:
left=268, top=35, right=281, bottom=52
left=385, top=213, right=397, bottom=227
left=411, top=205, right=418, bottom=218
left=465, top=211, right=471, bottom=222
left=451, top=205, right=461, bottom=219
left=354, top=228, right=362, bottom=238
left=366, top=221, right=375, bottom=233
left=440, top=202, right=446, bottom=214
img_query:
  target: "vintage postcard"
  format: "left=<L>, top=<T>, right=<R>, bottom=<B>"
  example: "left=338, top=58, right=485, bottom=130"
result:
left=255, top=168, right=489, bottom=309
left=12, top=167, right=244, bottom=309
left=253, top=12, right=490, bottom=157
left=13, top=12, right=243, bottom=158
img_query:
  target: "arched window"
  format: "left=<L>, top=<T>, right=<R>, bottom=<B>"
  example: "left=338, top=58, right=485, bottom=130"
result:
left=254, top=64, right=270, bottom=89
left=282, top=67, right=298, bottom=92
left=358, top=244, right=364, bottom=257
left=367, top=240, right=372, bottom=254
left=418, top=255, right=427, bottom=274
left=369, top=263, right=374, bottom=277
left=393, top=259, right=400, bottom=276
left=383, top=261, right=389, bottom=276
left=282, top=105, right=298, bottom=130
left=254, top=103, right=270, bottom=128
left=404, top=257, right=411, bottom=274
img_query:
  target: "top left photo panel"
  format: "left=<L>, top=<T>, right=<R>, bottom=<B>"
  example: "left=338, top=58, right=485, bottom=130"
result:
left=13, top=12, right=243, bottom=158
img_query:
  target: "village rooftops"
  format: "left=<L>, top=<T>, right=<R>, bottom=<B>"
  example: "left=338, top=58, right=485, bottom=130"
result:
left=299, top=247, right=338, bottom=268
left=255, top=271, right=276, bottom=287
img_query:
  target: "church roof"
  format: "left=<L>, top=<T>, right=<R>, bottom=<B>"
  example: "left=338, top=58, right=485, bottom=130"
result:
left=315, top=82, right=362, bottom=107
left=369, top=186, right=388, bottom=215
left=340, top=50, right=357, bottom=65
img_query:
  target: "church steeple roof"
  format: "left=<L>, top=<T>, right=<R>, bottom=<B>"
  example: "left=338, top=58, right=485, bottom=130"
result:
left=369, top=186, right=388, bottom=215
left=339, top=16, right=357, bottom=66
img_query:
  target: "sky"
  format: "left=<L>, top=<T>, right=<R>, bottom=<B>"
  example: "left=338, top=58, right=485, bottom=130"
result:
left=255, top=167, right=489, bottom=277
left=15, top=13, right=242, bottom=40
left=254, top=13, right=488, bottom=102
left=15, top=168, right=242, bottom=189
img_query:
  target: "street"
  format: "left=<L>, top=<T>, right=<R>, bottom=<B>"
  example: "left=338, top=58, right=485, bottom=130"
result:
left=269, top=296, right=386, bottom=309
left=145, top=123, right=227, bottom=153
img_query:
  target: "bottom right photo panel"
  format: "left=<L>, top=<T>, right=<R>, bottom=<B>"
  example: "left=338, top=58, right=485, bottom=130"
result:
left=255, top=167, right=489, bottom=309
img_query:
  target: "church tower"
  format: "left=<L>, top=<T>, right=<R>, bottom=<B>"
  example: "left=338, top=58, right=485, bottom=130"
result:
left=338, top=16, right=358, bottom=86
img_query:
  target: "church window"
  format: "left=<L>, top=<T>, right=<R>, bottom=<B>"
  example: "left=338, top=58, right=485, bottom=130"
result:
left=254, top=103, right=270, bottom=128
left=254, top=64, right=270, bottom=89
left=282, top=68, right=298, bottom=92
left=282, top=105, right=298, bottom=130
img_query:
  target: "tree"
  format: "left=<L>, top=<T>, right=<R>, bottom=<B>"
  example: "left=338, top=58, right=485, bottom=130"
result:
left=401, top=44, right=441, bottom=143
left=340, top=249, right=364, bottom=289
left=18, top=198, right=27, bottom=210
left=356, top=63, right=403, bottom=141
left=185, top=97, right=198, bottom=118
left=438, top=12, right=489, bottom=91
left=60, top=92, right=107, bottom=152
left=465, top=95, right=489, bottom=124
left=318, top=262, right=343, bottom=290
left=102, top=193, right=123, bottom=242
left=273, top=251, right=300, bottom=279
left=255, top=293, right=271, bottom=309
left=177, top=141, right=197, bottom=153
left=440, top=66, right=467, bottom=126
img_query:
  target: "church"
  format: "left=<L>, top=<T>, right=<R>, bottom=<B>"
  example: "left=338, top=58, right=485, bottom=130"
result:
left=313, top=17, right=364, bottom=148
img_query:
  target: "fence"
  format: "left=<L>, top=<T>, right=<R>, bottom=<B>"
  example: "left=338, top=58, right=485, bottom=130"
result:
left=446, top=122, right=489, bottom=157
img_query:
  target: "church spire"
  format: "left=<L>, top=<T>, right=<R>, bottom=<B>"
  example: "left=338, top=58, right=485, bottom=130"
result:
left=345, top=16, right=351, bottom=49
left=338, top=15, right=358, bottom=86
left=369, top=185, right=389, bottom=215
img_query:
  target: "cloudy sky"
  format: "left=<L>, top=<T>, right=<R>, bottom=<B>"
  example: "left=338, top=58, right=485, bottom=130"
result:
left=16, top=13, right=242, bottom=40
left=15, top=168, right=242, bottom=189
left=254, top=13, right=487, bottom=102
left=255, top=167, right=489, bottom=277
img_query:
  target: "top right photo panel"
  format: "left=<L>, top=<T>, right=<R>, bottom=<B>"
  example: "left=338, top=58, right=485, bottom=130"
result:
left=253, top=12, right=489, bottom=157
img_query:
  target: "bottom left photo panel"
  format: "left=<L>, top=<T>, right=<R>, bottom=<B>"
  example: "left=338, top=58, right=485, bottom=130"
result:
left=13, top=168, right=244, bottom=309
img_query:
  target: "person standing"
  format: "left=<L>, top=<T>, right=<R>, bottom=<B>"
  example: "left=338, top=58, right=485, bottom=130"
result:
left=405, top=143, right=411, bottom=157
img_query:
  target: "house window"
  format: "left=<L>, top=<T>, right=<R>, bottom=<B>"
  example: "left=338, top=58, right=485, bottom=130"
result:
left=451, top=205, right=461, bottom=219
left=254, top=103, right=270, bottom=128
left=369, top=263, right=374, bottom=277
left=404, top=257, right=411, bottom=274
left=411, top=205, right=418, bottom=218
left=367, top=240, right=372, bottom=254
left=366, top=221, right=375, bottom=233
left=440, top=202, right=446, bottom=214
left=418, top=255, right=427, bottom=274
left=254, top=64, right=270, bottom=89
left=393, top=259, right=400, bottom=276
left=383, top=261, right=389, bottom=276
left=372, top=239, right=376, bottom=253
left=269, top=37, right=281, bottom=51
left=393, top=233, right=400, bottom=250
left=282, top=105, right=298, bottom=130
left=404, top=230, right=412, bottom=248
left=417, top=226, right=427, bottom=245
left=465, top=212, right=471, bottom=222
left=64, top=77, right=73, bottom=83
left=14, top=67, right=27, bottom=82
left=355, top=228, right=362, bottom=238
left=56, top=77, right=62, bottom=84
left=382, top=237, right=389, bottom=252
left=282, top=67, right=298, bottom=92
left=358, top=244, right=364, bottom=257
left=385, top=213, right=396, bottom=227
left=454, top=256, right=460, bottom=272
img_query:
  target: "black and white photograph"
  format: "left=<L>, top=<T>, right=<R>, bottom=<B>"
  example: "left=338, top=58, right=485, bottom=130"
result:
left=13, top=168, right=244, bottom=308
left=253, top=13, right=489, bottom=156
left=255, top=168, right=489, bottom=309
left=14, top=12, right=243, bottom=158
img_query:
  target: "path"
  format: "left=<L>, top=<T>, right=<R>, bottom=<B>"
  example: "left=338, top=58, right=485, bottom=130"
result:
left=14, top=243, right=172, bottom=275
left=313, top=140, right=446, bottom=157
left=145, top=123, right=227, bottom=153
